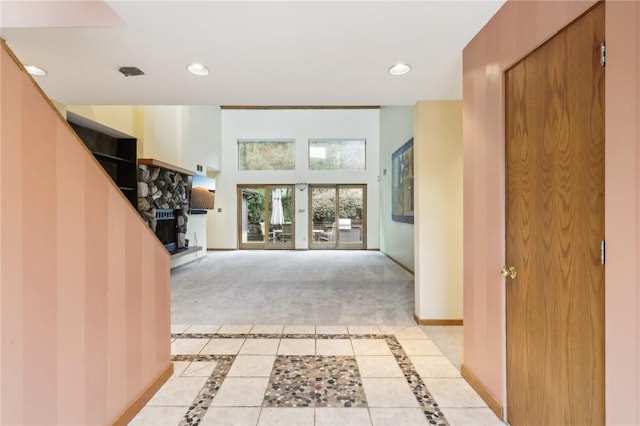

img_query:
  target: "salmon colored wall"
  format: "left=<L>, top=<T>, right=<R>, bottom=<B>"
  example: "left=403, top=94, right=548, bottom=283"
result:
left=0, top=42, right=171, bottom=425
left=605, top=2, right=640, bottom=424
left=463, top=1, right=640, bottom=423
left=0, top=37, right=4, bottom=426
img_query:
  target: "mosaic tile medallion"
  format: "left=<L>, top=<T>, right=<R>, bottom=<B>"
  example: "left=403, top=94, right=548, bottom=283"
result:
left=264, top=355, right=367, bottom=408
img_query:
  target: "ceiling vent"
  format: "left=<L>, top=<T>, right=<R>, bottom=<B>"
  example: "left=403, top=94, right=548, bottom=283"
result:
left=118, top=66, right=145, bottom=77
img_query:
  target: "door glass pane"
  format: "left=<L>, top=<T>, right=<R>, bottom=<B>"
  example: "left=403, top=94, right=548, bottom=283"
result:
left=241, top=188, right=265, bottom=244
left=338, top=187, right=364, bottom=244
left=311, top=187, right=336, bottom=244
left=268, top=187, right=293, bottom=244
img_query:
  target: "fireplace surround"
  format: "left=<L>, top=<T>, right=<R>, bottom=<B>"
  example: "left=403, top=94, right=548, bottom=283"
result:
left=137, top=159, right=193, bottom=253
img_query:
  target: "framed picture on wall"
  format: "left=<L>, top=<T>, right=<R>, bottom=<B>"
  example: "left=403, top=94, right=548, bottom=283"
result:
left=392, top=138, right=414, bottom=224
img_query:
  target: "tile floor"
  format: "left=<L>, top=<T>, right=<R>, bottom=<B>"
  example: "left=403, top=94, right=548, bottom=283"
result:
left=129, top=325, right=504, bottom=426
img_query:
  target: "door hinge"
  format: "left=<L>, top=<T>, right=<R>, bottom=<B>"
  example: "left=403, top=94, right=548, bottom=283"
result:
left=600, top=240, right=606, bottom=265
left=600, top=41, right=606, bottom=67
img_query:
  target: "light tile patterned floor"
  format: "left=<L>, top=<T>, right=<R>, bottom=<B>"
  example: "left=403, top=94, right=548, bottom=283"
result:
left=129, top=325, right=504, bottom=426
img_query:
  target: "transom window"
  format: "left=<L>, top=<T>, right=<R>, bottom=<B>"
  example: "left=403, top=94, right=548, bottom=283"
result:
left=308, top=139, right=366, bottom=171
left=238, top=140, right=295, bottom=171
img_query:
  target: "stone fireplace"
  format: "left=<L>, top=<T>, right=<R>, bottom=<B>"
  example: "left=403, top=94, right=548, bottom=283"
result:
left=137, top=159, right=192, bottom=253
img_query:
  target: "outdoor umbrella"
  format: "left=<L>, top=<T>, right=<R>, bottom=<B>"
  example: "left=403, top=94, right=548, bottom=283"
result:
left=270, top=188, right=285, bottom=228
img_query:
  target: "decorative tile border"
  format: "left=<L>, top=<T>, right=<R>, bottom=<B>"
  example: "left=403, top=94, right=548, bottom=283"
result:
left=170, top=333, right=449, bottom=426
left=386, top=336, right=447, bottom=425
left=172, top=333, right=382, bottom=340
left=173, top=355, right=235, bottom=426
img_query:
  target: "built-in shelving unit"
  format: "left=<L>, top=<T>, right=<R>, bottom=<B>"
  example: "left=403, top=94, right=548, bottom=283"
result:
left=67, top=111, right=138, bottom=208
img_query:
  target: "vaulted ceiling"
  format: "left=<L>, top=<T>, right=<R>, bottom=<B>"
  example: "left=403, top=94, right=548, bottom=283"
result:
left=1, top=1, right=505, bottom=106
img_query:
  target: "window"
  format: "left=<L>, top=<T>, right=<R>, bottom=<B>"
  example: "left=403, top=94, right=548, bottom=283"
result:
left=238, top=140, right=295, bottom=171
left=308, top=139, right=366, bottom=171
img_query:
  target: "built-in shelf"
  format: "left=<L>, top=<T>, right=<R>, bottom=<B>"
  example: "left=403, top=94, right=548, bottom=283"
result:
left=93, top=151, right=136, bottom=165
left=170, top=246, right=202, bottom=259
left=67, top=111, right=138, bottom=208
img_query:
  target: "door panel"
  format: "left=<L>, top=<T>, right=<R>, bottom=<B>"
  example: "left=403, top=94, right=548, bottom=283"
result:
left=238, top=185, right=294, bottom=249
left=268, top=186, right=294, bottom=245
left=310, top=186, right=337, bottom=246
left=239, top=187, right=266, bottom=246
left=338, top=187, right=365, bottom=246
left=505, top=4, right=605, bottom=426
left=309, top=184, right=366, bottom=249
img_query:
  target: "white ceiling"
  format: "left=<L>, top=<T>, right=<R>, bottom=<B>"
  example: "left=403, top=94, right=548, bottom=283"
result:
left=0, top=0, right=505, bottom=106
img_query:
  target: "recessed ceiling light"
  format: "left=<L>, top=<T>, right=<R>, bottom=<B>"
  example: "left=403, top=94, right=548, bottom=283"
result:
left=187, top=63, right=209, bottom=76
left=24, top=65, right=47, bottom=76
left=388, top=63, right=411, bottom=76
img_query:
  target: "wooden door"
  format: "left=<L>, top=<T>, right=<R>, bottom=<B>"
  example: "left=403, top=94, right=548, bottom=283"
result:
left=505, top=4, right=605, bottom=425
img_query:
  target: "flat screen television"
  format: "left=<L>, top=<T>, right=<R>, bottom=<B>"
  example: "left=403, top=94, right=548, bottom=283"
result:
left=190, top=174, right=215, bottom=212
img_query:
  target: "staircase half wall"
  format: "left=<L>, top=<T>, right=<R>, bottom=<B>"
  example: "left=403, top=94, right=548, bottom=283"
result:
left=0, top=40, right=172, bottom=425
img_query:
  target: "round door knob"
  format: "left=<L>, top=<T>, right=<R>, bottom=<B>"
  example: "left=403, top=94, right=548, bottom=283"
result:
left=500, top=265, right=518, bottom=279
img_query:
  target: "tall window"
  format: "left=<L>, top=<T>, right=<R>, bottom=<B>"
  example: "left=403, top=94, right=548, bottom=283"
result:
left=308, top=139, right=366, bottom=171
left=238, top=140, right=295, bottom=171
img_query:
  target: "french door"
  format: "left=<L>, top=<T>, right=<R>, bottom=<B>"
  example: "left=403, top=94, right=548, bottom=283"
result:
left=308, top=184, right=366, bottom=250
left=238, top=185, right=295, bottom=249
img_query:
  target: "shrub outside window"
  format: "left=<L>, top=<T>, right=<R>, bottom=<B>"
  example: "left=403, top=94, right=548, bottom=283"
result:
left=309, top=139, right=366, bottom=171
left=238, top=140, right=295, bottom=171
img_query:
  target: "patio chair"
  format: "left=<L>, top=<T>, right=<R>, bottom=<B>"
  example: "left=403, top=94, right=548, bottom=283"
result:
left=260, top=222, right=276, bottom=242
left=281, top=223, right=292, bottom=242
left=318, top=222, right=335, bottom=242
